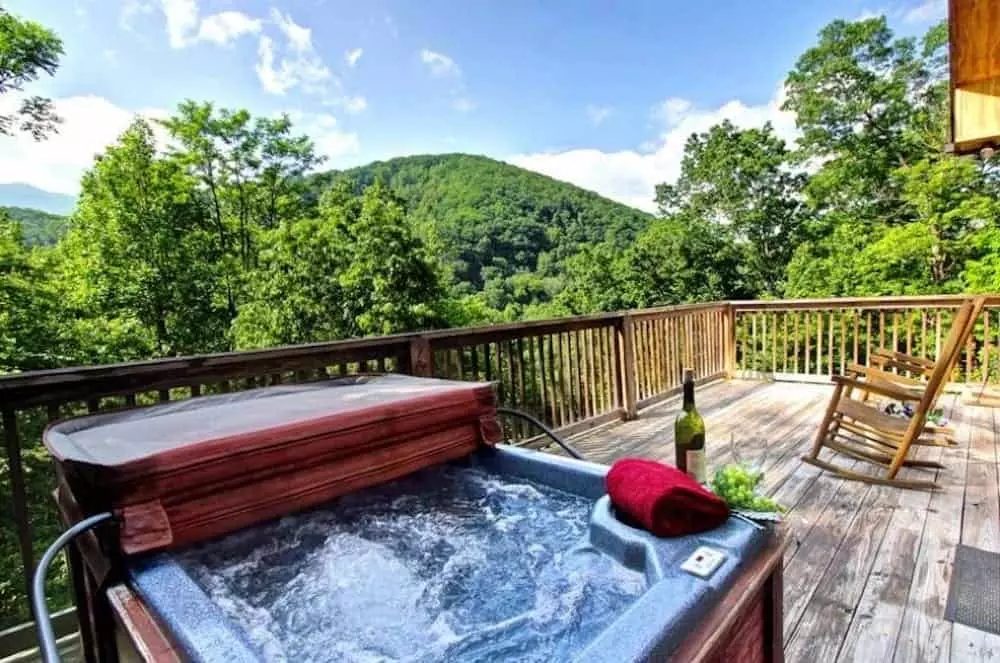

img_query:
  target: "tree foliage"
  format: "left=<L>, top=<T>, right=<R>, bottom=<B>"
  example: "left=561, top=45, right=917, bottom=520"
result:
left=0, top=8, right=63, bottom=139
left=233, top=180, right=447, bottom=348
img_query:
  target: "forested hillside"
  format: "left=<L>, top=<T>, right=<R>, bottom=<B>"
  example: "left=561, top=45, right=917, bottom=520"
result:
left=316, top=155, right=652, bottom=305
left=1, top=206, right=66, bottom=246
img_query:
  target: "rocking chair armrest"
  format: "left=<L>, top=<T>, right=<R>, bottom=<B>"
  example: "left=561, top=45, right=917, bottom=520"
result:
left=847, top=364, right=925, bottom=388
left=871, top=348, right=935, bottom=369
left=831, top=374, right=920, bottom=403
left=870, top=354, right=935, bottom=377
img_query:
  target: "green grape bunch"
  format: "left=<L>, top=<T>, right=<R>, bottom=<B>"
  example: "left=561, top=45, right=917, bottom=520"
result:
left=710, top=464, right=786, bottom=513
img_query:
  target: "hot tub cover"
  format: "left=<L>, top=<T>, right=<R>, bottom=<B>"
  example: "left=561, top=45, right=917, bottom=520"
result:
left=46, top=374, right=501, bottom=554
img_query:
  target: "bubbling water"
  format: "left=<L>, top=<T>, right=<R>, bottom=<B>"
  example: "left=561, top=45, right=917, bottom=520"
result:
left=176, top=465, right=647, bottom=662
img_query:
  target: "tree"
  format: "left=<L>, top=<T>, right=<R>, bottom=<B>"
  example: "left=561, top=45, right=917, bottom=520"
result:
left=0, top=8, right=63, bottom=139
left=618, top=215, right=746, bottom=307
left=554, top=243, right=630, bottom=315
left=656, top=121, right=804, bottom=296
left=782, top=17, right=942, bottom=221
left=160, top=101, right=323, bottom=318
left=233, top=180, right=447, bottom=348
left=60, top=119, right=228, bottom=357
left=0, top=211, right=62, bottom=370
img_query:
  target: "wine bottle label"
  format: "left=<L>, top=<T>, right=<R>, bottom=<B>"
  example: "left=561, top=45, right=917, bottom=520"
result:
left=686, top=449, right=706, bottom=484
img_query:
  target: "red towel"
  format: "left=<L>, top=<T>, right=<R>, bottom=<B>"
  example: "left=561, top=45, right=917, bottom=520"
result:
left=606, top=458, right=729, bottom=537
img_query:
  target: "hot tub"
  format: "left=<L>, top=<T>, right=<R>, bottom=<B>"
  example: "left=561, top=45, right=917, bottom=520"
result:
left=46, top=375, right=782, bottom=662
left=122, top=446, right=771, bottom=663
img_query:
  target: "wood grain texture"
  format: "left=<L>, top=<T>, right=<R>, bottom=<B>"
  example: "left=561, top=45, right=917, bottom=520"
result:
left=950, top=0, right=1000, bottom=88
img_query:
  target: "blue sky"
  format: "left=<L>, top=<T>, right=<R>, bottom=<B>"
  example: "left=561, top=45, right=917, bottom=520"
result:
left=0, top=0, right=946, bottom=211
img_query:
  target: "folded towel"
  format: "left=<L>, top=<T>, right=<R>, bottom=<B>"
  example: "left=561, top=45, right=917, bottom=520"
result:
left=606, top=458, right=730, bottom=537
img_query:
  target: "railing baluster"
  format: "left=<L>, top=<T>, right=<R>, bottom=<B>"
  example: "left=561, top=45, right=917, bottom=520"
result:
left=537, top=335, right=550, bottom=424
left=3, top=409, right=34, bottom=609
left=805, top=313, right=811, bottom=375
left=827, top=310, right=834, bottom=376
left=879, top=311, right=886, bottom=352
left=892, top=311, right=900, bottom=360
left=933, top=308, right=940, bottom=361
left=921, top=309, right=928, bottom=358
left=906, top=311, right=913, bottom=357
left=853, top=311, right=860, bottom=366
left=793, top=312, right=800, bottom=374
left=839, top=311, right=846, bottom=375
left=547, top=333, right=559, bottom=424
left=987, top=312, right=995, bottom=382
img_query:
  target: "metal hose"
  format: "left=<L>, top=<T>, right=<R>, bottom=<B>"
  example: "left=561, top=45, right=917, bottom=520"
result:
left=495, top=407, right=585, bottom=460
left=33, top=512, right=115, bottom=663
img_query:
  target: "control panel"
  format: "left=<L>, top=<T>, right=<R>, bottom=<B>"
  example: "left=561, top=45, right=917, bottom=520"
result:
left=681, top=546, right=727, bottom=579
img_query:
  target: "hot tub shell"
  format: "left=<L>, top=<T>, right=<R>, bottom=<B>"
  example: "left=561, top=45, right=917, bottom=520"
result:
left=124, top=445, right=772, bottom=663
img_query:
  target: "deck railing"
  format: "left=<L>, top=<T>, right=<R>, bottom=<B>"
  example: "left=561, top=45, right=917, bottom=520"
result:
left=731, top=295, right=1000, bottom=383
left=2, top=294, right=999, bottom=642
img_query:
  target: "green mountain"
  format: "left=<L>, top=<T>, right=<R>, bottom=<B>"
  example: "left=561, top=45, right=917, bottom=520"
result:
left=0, top=183, right=76, bottom=215
left=313, top=154, right=653, bottom=296
left=2, top=206, right=68, bottom=246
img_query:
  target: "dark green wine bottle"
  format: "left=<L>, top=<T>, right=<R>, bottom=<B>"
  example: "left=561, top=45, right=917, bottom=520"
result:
left=674, top=368, right=706, bottom=483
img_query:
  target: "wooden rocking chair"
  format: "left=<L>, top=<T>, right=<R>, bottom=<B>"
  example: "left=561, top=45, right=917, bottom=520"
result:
left=844, top=297, right=986, bottom=445
left=802, top=298, right=979, bottom=490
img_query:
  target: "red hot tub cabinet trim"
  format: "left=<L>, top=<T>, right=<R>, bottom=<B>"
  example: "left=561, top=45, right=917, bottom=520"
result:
left=45, top=375, right=502, bottom=555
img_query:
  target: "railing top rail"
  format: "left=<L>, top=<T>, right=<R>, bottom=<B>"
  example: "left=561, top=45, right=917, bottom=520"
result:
left=4, top=294, right=1000, bottom=407
left=423, top=311, right=624, bottom=347
left=0, top=333, right=417, bottom=391
left=0, top=301, right=727, bottom=406
left=627, top=301, right=729, bottom=320
left=729, top=294, right=1000, bottom=311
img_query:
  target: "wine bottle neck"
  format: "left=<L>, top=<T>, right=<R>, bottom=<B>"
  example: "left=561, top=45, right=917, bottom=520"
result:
left=682, top=380, right=695, bottom=411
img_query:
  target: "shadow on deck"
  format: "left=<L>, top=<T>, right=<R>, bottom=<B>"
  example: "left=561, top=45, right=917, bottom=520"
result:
left=564, top=379, right=1000, bottom=663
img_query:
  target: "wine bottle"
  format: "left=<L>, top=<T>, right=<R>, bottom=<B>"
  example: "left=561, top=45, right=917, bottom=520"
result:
left=674, top=368, right=706, bottom=483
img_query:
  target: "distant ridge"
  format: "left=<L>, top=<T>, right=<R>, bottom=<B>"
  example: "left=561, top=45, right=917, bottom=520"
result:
left=0, top=183, right=76, bottom=215
left=311, top=153, right=653, bottom=291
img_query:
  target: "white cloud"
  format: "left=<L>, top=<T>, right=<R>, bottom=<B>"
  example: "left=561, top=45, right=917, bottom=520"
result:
left=420, top=49, right=460, bottom=77
left=159, top=0, right=198, bottom=47
left=271, top=8, right=313, bottom=53
left=902, top=0, right=945, bottom=23
left=0, top=95, right=168, bottom=196
left=255, top=10, right=335, bottom=97
left=120, top=0, right=154, bottom=30
left=586, top=105, right=613, bottom=126
left=197, top=11, right=262, bottom=46
left=340, top=96, right=368, bottom=114
left=653, top=98, right=693, bottom=126
left=854, top=8, right=885, bottom=21
left=256, top=37, right=287, bottom=94
left=509, top=86, right=797, bottom=212
left=419, top=49, right=473, bottom=110
left=345, top=48, right=363, bottom=68
left=286, top=112, right=360, bottom=161
left=255, top=34, right=333, bottom=96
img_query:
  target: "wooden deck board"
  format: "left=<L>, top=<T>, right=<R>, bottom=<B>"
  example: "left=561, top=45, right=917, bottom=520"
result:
left=574, top=379, right=1000, bottom=663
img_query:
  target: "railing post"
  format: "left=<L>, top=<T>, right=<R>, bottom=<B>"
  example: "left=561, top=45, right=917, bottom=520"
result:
left=724, top=304, right=737, bottom=378
left=614, top=314, right=638, bottom=420
left=405, top=336, right=433, bottom=377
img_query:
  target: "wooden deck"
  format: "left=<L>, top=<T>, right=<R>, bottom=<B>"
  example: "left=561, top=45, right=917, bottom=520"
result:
left=569, top=378, right=1000, bottom=663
